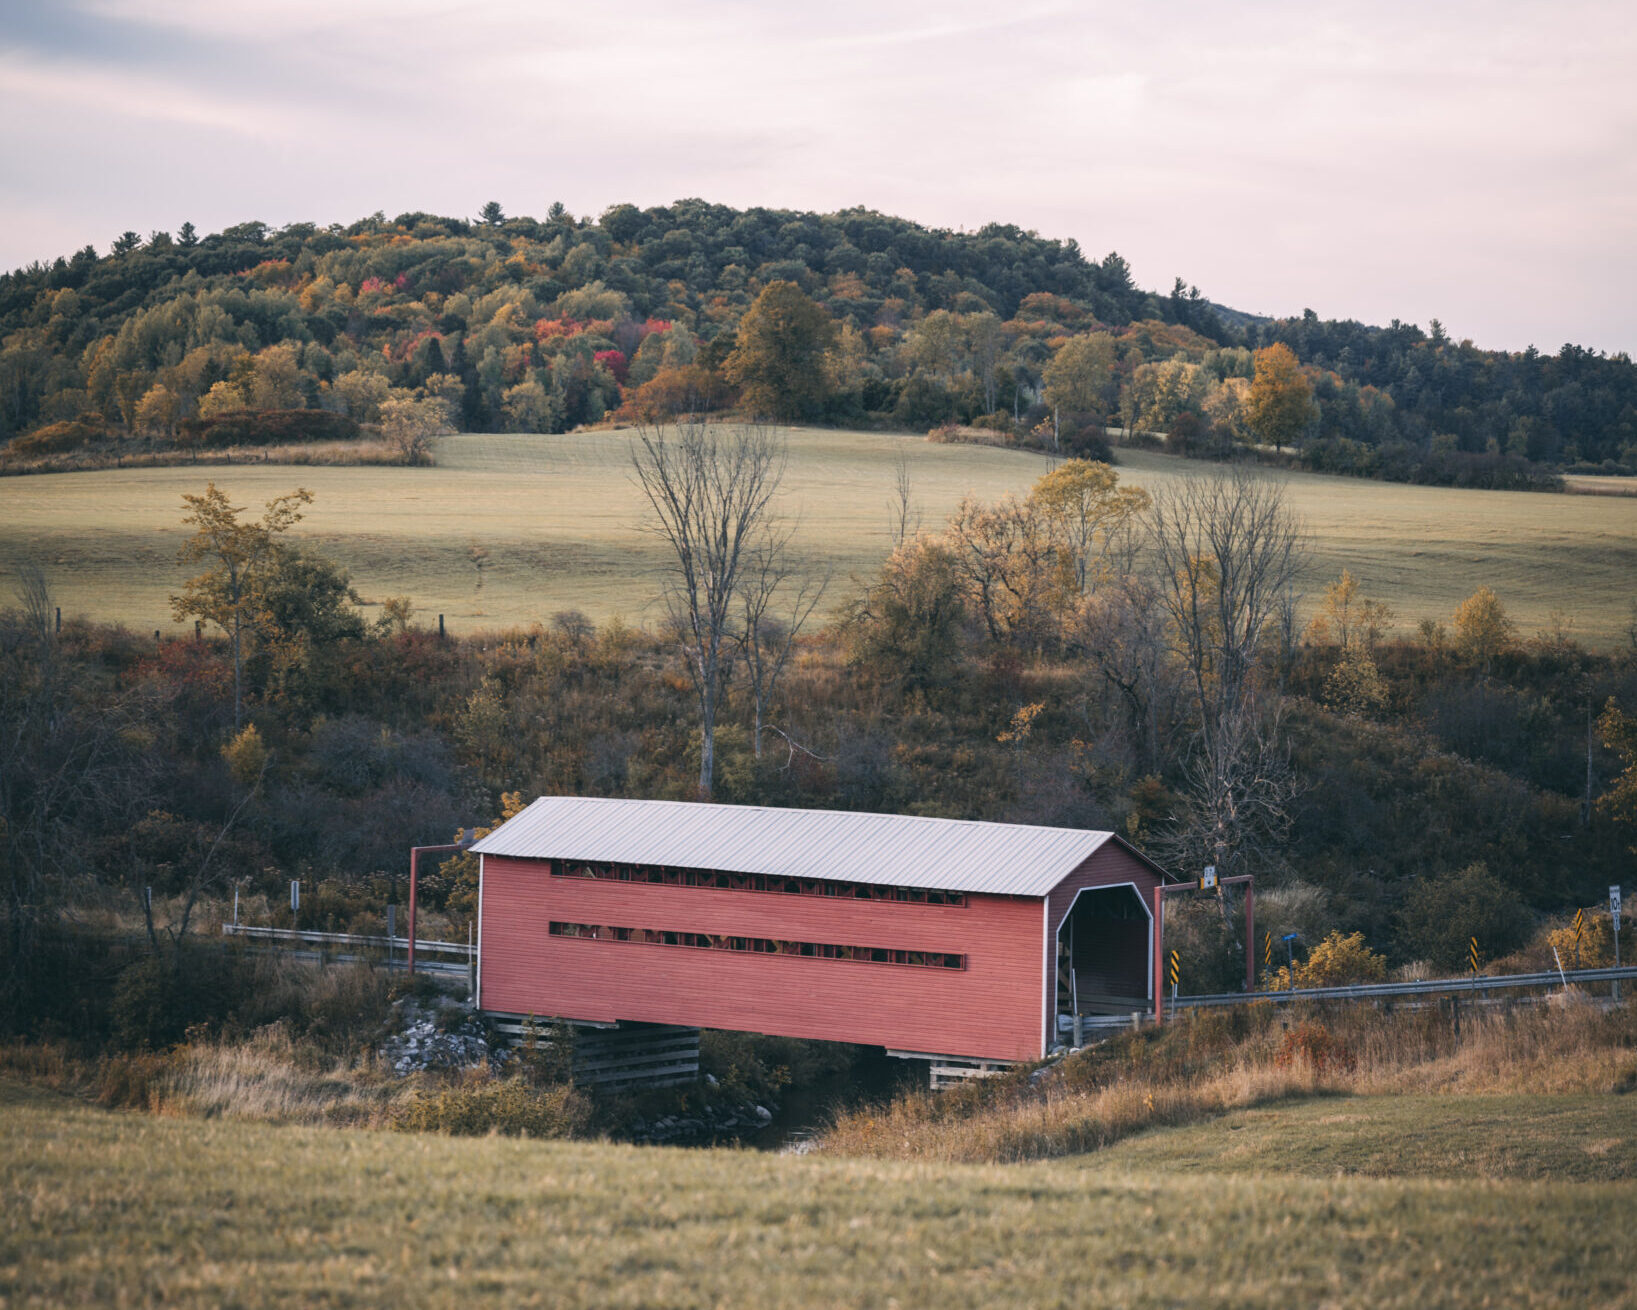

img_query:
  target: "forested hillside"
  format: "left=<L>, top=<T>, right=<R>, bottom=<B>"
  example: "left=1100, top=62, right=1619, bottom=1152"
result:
left=2, top=200, right=1635, bottom=480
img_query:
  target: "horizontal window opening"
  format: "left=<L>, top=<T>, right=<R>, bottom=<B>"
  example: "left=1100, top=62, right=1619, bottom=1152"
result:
left=550, top=861, right=967, bottom=906
left=548, top=921, right=966, bottom=970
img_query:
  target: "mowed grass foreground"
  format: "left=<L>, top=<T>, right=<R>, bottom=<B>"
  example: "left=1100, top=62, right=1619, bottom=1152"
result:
left=2, top=429, right=1635, bottom=643
left=2, top=1081, right=1632, bottom=1309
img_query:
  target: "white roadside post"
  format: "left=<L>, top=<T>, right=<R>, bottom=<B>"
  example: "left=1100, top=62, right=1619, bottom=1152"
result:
left=1612, top=886, right=1622, bottom=1002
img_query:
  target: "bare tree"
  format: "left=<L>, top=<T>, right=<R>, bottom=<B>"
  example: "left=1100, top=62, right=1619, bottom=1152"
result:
left=1070, top=570, right=1178, bottom=774
left=632, top=417, right=786, bottom=796
left=889, top=452, right=921, bottom=547
left=735, top=528, right=828, bottom=757
left=1147, top=467, right=1305, bottom=878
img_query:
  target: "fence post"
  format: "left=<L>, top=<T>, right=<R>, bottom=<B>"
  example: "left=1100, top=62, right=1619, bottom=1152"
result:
left=1152, top=884, right=1165, bottom=1026
left=1244, top=880, right=1256, bottom=992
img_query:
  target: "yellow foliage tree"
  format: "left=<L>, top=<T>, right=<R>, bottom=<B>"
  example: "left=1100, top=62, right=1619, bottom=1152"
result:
left=135, top=383, right=179, bottom=437
left=1305, top=570, right=1394, bottom=650
left=1452, top=585, right=1515, bottom=671
left=1246, top=343, right=1315, bottom=449
left=1027, top=459, right=1150, bottom=592
left=220, top=723, right=269, bottom=787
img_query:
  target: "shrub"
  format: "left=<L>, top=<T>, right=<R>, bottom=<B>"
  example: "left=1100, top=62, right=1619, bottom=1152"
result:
left=1265, top=930, right=1388, bottom=989
left=1060, top=422, right=1113, bottom=462
left=392, top=1067, right=589, bottom=1137
left=177, top=409, right=362, bottom=449
left=95, top=1050, right=181, bottom=1110
left=1273, top=1022, right=1356, bottom=1074
left=1541, top=911, right=1631, bottom=970
left=6, top=419, right=106, bottom=456
left=1398, top=863, right=1533, bottom=970
left=109, top=947, right=256, bottom=1050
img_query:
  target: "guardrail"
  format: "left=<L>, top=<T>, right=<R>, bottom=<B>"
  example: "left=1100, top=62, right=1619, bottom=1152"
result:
left=1170, top=964, right=1637, bottom=1010
left=1060, top=964, right=1637, bottom=1038
left=221, top=923, right=473, bottom=978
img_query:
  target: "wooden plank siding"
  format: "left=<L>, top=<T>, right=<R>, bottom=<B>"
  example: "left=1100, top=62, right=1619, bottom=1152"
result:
left=1041, top=844, right=1164, bottom=1053
left=478, top=854, right=1046, bottom=1062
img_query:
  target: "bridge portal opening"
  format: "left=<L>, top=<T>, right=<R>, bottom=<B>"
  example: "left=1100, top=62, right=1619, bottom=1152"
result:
left=1056, top=885, right=1152, bottom=1019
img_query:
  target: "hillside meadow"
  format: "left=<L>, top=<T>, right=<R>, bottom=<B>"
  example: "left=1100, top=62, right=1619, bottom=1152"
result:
left=2, top=1078, right=1633, bottom=1309
left=1, top=428, right=1634, bottom=643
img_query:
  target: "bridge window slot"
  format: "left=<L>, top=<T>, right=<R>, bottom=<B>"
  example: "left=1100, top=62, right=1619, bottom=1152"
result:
left=551, top=862, right=966, bottom=907
left=547, top=921, right=965, bottom=970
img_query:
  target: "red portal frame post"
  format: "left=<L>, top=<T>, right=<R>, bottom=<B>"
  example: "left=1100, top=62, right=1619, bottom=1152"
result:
left=1152, top=874, right=1255, bottom=1026
left=407, top=841, right=472, bottom=975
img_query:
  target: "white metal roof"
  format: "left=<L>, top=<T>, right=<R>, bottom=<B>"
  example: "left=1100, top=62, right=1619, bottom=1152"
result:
left=470, top=796, right=1132, bottom=898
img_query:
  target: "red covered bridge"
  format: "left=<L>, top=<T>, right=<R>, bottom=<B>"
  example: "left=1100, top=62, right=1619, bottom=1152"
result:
left=470, top=797, right=1178, bottom=1070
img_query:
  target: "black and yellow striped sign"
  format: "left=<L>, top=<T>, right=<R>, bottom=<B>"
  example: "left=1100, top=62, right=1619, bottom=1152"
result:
left=1168, top=950, right=1180, bottom=988
left=1574, top=908, right=1585, bottom=938
left=1469, top=936, right=1481, bottom=973
left=1263, top=932, right=1273, bottom=968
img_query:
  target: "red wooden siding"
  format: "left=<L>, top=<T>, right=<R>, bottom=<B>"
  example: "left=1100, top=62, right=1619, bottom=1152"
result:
left=1041, top=843, right=1163, bottom=1052
left=479, top=855, right=1046, bottom=1062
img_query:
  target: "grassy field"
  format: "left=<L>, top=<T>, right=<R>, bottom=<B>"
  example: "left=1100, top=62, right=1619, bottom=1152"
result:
left=1091, top=1093, right=1636, bottom=1182
left=1, top=428, right=1634, bottom=643
left=2, top=1080, right=1632, bottom=1309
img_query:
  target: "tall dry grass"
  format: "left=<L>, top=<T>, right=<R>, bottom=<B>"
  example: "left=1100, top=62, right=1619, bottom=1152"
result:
left=1, top=951, right=588, bottom=1140
left=816, top=995, right=1637, bottom=1164
left=2, top=1026, right=406, bottom=1127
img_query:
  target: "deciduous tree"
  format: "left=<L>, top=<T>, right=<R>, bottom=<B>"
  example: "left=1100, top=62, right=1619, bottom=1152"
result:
left=722, top=282, right=836, bottom=420
left=1148, top=469, right=1305, bottom=880
left=1042, top=333, right=1116, bottom=417
left=1027, top=459, right=1150, bottom=593
left=1452, top=585, right=1515, bottom=672
left=1597, top=699, right=1637, bottom=851
left=170, top=484, right=312, bottom=729
left=632, top=419, right=786, bottom=795
left=1246, top=343, right=1315, bottom=450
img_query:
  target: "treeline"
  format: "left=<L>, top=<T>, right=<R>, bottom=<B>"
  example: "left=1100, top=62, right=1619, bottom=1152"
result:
left=2, top=202, right=1633, bottom=481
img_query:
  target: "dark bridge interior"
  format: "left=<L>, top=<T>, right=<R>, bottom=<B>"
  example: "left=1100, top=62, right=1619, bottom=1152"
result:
left=1056, top=885, right=1151, bottom=1017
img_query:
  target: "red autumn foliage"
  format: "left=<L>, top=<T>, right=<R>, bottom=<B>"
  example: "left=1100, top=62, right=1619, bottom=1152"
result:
left=594, top=349, right=629, bottom=384
left=535, top=317, right=585, bottom=340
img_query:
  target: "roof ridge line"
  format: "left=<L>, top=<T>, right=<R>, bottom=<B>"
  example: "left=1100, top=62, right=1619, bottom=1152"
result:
left=523, top=794, right=1110, bottom=839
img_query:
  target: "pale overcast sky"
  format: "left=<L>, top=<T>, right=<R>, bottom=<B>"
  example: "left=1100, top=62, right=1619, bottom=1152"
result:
left=2, top=0, right=1632, bottom=353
